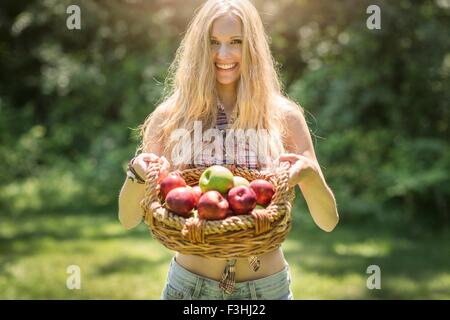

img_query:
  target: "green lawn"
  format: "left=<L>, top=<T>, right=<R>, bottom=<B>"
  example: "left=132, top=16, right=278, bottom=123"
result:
left=1, top=210, right=449, bottom=299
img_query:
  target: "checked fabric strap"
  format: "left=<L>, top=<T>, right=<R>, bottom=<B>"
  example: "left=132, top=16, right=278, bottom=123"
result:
left=219, top=256, right=261, bottom=294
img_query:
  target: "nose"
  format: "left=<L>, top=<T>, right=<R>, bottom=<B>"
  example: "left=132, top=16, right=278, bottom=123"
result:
left=217, top=44, right=232, bottom=60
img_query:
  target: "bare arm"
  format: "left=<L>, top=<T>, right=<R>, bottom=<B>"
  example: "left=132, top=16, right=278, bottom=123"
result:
left=118, top=108, right=168, bottom=230
left=281, top=105, right=339, bottom=232
left=118, top=176, right=147, bottom=230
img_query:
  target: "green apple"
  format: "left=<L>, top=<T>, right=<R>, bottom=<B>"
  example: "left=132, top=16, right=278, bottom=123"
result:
left=233, top=176, right=250, bottom=187
left=199, top=165, right=234, bottom=194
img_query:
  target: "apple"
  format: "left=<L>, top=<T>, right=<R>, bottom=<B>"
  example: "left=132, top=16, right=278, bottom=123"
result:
left=227, top=186, right=257, bottom=215
left=199, top=165, right=234, bottom=194
left=249, top=179, right=275, bottom=206
left=233, top=176, right=250, bottom=187
left=191, top=185, right=202, bottom=206
left=165, top=187, right=196, bottom=217
left=160, top=173, right=187, bottom=200
left=197, top=191, right=229, bottom=220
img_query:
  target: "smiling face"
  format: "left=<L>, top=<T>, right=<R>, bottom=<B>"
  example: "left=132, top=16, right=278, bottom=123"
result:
left=210, top=14, right=243, bottom=86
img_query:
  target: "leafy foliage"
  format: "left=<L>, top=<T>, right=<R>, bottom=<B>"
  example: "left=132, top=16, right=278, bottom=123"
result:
left=0, top=0, right=448, bottom=229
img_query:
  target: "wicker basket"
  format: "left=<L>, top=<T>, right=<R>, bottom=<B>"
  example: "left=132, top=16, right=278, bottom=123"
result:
left=140, top=161, right=295, bottom=259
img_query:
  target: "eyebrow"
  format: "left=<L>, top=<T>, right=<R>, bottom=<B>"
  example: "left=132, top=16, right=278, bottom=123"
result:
left=210, top=35, right=242, bottom=39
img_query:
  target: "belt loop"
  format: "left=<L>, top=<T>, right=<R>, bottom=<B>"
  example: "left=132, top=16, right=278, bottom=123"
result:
left=192, top=276, right=203, bottom=299
left=249, top=281, right=258, bottom=300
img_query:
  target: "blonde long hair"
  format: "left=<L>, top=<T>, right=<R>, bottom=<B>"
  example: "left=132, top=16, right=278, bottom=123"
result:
left=138, top=0, right=303, bottom=169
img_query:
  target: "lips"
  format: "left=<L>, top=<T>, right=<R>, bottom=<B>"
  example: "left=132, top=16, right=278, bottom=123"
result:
left=215, top=63, right=239, bottom=72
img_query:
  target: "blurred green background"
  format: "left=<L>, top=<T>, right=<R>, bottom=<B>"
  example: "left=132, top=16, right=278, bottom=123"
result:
left=0, top=0, right=449, bottom=299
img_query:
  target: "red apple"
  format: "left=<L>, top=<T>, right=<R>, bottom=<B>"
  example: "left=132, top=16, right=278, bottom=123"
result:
left=159, top=173, right=186, bottom=200
left=249, top=179, right=275, bottom=206
left=227, top=186, right=257, bottom=215
left=191, top=186, right=202, bottom=206
left=197, top=191, right=229, bottom=220
left=165, top=187, right=196, bottom=217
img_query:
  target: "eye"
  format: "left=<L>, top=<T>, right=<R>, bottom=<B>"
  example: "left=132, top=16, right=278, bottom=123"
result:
left=210, top=39, right=242, bottom=46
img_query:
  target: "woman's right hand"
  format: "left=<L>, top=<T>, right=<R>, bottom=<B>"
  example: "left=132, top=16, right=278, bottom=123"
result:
left=131, top=153, right=170, bottom=183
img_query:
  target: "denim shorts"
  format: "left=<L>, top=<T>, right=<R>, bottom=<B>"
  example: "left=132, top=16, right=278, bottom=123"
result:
left=160, top=256, right=294, bottom=300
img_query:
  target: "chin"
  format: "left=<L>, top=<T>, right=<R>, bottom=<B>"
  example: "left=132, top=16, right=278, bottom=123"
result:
left=216, top=77, right=240, bottom=86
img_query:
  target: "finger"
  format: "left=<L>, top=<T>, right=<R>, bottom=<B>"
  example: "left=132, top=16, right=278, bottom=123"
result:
left=161, top=158, right=171, bottom=171
left=275, top=153, right=294, bottom=162
left=157, top=168, right=169, bottom=183
left=134, top=158, right=147, bottom=177
left=278, top=155, right=299, bottom=164
left=281, top=153, right=309, bottom=163
left=278, top=153, right=298, bottom=159
left=290, top=160, right=301, bottom=177
left=159, top=155, right=169, bottom=166
left=160, top=155, right=169, bottom=166
left=141, top=155, right=154, bottom=167
left=141, top=153, right=160, bottom=163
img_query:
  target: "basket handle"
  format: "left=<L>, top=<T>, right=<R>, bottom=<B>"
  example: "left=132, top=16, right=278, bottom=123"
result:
left=267, top=160, right=292, bottom=204
left=140, top=160, right=164, bottom=218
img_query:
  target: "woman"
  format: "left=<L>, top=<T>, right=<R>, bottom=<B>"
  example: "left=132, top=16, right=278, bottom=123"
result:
left=118, top=0, right=339, bottom=300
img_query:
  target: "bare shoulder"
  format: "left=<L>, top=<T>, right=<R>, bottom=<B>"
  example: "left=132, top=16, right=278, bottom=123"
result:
left=143, top=98, right=175, bottom=133
left=275, top=96, right=315, bottom=156
left=152, top=98, right=173, bottom=120
left=140, top=98, right=174, bottom=154
left=275, top=96, right=307, bottom=129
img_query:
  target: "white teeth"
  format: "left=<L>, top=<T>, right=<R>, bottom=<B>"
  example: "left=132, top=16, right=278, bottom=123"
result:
left=216, top=63, right=237, bottom=70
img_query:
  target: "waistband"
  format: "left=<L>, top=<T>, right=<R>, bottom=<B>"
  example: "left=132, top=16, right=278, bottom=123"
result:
left=168, top=256, right=289, bottom=294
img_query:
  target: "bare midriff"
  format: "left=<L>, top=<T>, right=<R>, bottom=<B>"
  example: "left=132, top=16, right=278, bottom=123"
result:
left=175, top=247, right=288, bottom=282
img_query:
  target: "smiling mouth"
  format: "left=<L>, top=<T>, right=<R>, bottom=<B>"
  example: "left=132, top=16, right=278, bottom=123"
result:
left=215, top=63, right=238, bottom=72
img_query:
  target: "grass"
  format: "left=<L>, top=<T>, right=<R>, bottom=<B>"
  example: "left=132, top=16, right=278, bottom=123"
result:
left=0, top=209, right=449, bottom=299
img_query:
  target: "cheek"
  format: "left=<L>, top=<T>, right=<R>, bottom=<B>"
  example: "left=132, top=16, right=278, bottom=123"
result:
left=233, top=48, right=242, bottom=62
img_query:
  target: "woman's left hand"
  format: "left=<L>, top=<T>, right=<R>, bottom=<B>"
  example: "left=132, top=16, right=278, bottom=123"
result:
left=275, top=153, right=320, bottom=187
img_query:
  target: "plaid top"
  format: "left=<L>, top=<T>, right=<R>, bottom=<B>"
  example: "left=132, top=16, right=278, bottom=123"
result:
left=194, top=103, right=260, bottom=170
left=194, top=103, right=263, bottom=294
